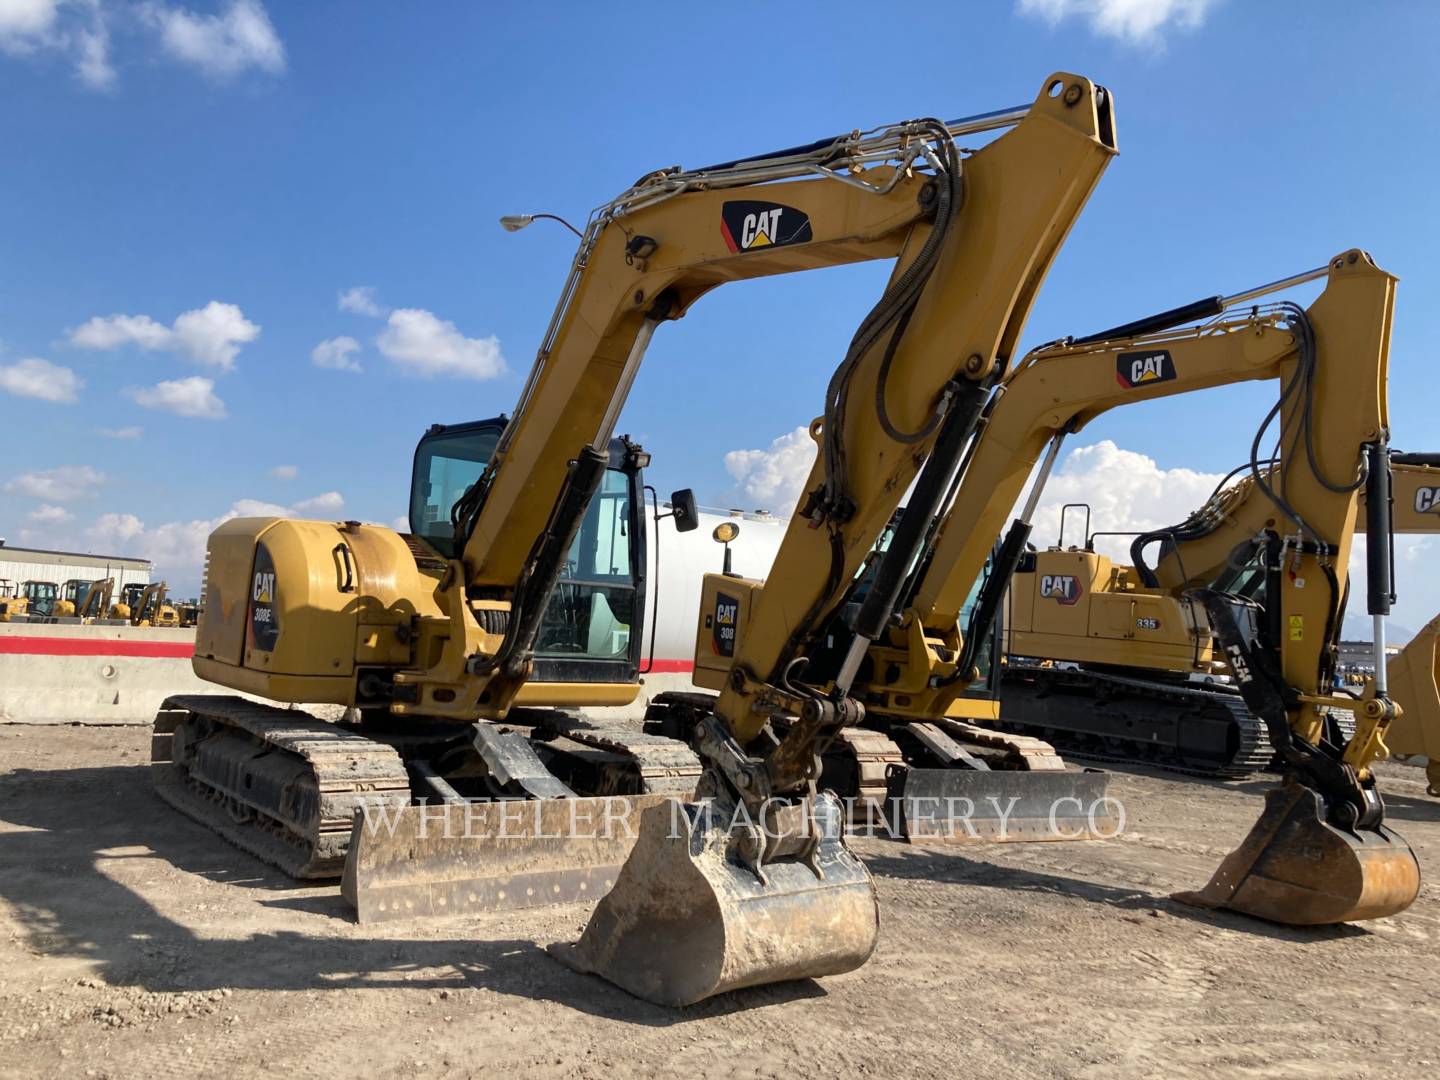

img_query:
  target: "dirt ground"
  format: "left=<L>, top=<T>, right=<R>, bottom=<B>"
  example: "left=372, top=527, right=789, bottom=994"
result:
left=1, top=724, right=1437, bottom=1080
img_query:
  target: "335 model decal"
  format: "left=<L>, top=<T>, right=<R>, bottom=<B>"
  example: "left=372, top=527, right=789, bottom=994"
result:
left=721, top=201, right=813, bottom=253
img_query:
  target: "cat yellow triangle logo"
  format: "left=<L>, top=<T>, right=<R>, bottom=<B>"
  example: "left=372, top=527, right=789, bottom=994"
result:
left=720, top=200, right=813, bottom=253
left=1116, top=349, right=1177, bottom=388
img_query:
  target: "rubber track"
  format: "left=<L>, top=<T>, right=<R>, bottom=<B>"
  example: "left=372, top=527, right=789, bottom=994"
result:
left=998, top=666, right=1273, bottom=779
left=152, top=695, right=411, bottom=879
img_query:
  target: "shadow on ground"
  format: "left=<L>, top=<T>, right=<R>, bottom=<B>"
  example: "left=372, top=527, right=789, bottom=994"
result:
left=863, top=844, right=1372, bottom=944
left=0, top=763, right=823, bottom=1024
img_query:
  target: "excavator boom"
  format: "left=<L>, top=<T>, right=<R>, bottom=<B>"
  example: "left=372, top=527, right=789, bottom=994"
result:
left=553, top=74, right=1119, bottom=1005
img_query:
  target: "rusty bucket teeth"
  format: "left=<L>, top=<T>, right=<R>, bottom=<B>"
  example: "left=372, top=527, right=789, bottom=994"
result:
left=1174, top=782, right=1421, bottom=925
left=548, top=791, right=879, bottom=1007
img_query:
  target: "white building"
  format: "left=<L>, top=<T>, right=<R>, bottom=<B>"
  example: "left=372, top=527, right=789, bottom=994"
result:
left=0, top=540, right=152, bottom=596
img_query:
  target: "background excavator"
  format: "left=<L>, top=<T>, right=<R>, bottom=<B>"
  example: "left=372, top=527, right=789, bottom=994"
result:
left=56, top=577, right=114, bottom=620
left=940, top=249, right=1419, bottom=931
left=112, top=582, right=179, bottom=627
left=155, top=73, right=1121, bottom=1007
left=1001, top=452, right=1440, bottom=779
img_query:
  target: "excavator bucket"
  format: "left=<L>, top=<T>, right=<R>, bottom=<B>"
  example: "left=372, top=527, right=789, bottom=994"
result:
left=1387, top=615, right=1440, bottom=795
left=1174, top=782, right=1420, bottom=924
left=549, top=791, right=878, bottom=1007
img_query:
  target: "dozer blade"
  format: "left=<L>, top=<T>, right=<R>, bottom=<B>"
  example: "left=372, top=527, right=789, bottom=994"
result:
left=1173, top=782, right=1420, bottom=924
left=342, top=794, right=673, bottom=923
left=548, top=791, right=879, bottom=1007
left=884, top=765, right=1113, bottom=844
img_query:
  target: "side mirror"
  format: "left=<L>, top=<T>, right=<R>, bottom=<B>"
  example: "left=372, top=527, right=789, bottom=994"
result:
left=669, top=489, right=699, bottom=533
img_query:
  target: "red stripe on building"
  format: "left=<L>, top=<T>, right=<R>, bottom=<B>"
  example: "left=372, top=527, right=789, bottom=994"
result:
left=0, top=636, right=195, bottom=659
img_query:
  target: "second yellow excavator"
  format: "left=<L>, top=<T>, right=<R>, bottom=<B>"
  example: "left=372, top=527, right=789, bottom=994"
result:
left=999, top=452, right=1440, bottom=779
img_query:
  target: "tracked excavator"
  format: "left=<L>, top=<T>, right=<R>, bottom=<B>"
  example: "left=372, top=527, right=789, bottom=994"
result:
left=155, top=73, right=1126, bottom=1005
left=56, top=578, right=114, bottom=620
left=1001, top=450, right=1440, bottom=778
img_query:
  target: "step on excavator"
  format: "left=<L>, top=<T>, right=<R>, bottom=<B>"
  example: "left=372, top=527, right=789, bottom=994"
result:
left=156, top=72, right=1121, bottom=1006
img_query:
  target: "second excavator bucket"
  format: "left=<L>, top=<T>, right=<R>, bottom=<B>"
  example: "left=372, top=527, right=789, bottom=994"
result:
left=549, top=791, right=878, bottom=1007
left=1387, top=615, right=1440, bottom=795
left=1174, top=782, right=1420, bottom=924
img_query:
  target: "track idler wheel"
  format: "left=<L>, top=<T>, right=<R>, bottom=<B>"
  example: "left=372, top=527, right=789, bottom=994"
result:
left=1173, top=782, right=1420, bottom=924
left=549, top=791, right=878, bottom=1007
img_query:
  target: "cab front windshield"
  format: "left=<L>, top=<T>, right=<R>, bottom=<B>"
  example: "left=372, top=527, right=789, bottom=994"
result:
left=409, top=424, right=638, bottom=664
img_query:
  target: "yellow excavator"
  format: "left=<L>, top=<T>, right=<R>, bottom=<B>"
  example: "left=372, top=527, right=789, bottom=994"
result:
left=0, top=579, right=23, bottom=620
left=56, top=578, right=115, bottom=620
left=6, top=580, right=60, bottom=620
left=155, top=73, right=1125, bottom=1004
left=999, top=453, right=1440, bottom=778
left=112, top=582, right=179, bottom=627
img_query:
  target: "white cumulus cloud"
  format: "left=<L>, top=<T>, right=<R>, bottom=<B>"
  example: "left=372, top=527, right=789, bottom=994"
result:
left=0, top=0, right=60, bottom=42
left=5, top=464, right=105, bottom=501
left=724, top=426, right=819, bottom=513
left=98, top=424, right=142, bottom=438
left=27, top=503, right=73, bottom=524
left=1016, top=0, right=1214, bottom=43
left=0, top=0, right=112, bottom=90
left=1020, top=440, right=1225, bottom=558
left=269, top=464, right=297, bottom=480
left=0, top=357, right=83, bottom=402
left=338, top=286, right=385, bottom=317
left=376, top=308, right=506, bottom=380
left=128, top=375, right=226, bottom=419
left=290, top=491, right=343, bottom=516
left=69, top=300, right=260, bottom=370
left=146, top=0, right=284, bottom=79
left=83, top=487, right=347, bottom=589
left=312, top=335, right=362, bottom=372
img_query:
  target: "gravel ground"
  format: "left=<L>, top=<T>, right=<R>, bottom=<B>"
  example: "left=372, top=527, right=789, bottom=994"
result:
left=2, top=723, right=1437, bottom=1079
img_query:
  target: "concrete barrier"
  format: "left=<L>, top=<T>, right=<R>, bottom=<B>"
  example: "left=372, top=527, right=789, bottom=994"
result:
left=0, top=624, right=208, bottom=725
left=0, top=623, right=704, bottom=726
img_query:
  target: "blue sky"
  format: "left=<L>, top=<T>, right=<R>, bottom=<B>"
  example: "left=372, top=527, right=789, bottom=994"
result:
left=2, top=0, right=1438, bottom=628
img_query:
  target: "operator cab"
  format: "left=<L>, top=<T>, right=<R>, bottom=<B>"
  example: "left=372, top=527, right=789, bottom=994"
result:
left=23, top=580, right=58, bottom=617
left=408, top=417, right=692, bottom=684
